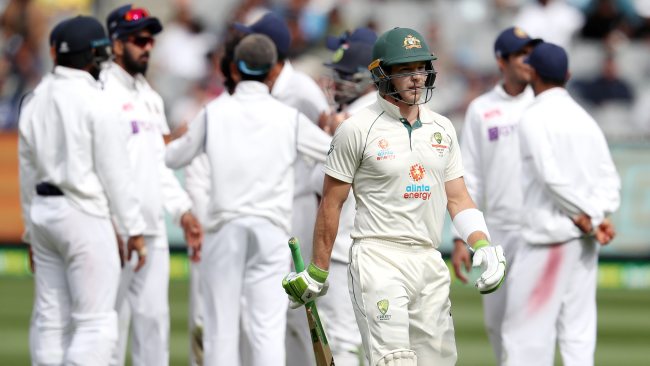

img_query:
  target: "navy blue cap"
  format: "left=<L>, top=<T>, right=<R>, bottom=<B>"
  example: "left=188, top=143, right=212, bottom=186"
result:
left=55, top=16, right=110, bottom=54
left=324, top=41, right=374, bottom=74
left=49, top=18, right=71, bottom=47
left=233, top=13, right=290, bottom=59
left=106, top=4, right=162, bottom=40
left=494, top=26, right=541, bottom=58
left=525, top=42, right=569, bottom=82
left=326, top=27, right=377, bottom=51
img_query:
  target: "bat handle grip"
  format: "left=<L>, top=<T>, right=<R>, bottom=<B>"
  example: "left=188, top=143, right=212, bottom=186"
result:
left=288, top=237, right=306, bottom=272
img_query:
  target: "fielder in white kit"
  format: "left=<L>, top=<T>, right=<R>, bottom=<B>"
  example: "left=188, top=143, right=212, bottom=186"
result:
left=102, top=5, right=203, bottom=366
left=165, top=34, right=331, bottom=366
left=451, top=26, right=540, bottom=364
left=501, top=42, right=620, bottom=366
left=18, top=16, right=147, bottom=366
left=283, top=27, right=507, bottom=366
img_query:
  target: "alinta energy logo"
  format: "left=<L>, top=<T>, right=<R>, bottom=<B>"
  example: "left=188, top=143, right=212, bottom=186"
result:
left=376, top=138, right=396, bottom=161
left=404, top=163, right=431, bottom=200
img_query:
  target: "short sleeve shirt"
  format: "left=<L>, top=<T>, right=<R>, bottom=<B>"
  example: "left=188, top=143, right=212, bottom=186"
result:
left=325, top=95, right=463, bottom=247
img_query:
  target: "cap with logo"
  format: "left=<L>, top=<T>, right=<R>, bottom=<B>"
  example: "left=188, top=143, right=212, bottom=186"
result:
left=372, top=27, right=437, bottom=67
left=233, top=13, right=290, bottom=59
left=106, top=4, right=162, bottom=40
left=55, top=16, right=110, bottom=55
left=494, top=26, right=542, bottom=58
left=234, top=34, right=278, bottom=76
left=525, top=42, right=569, bottom=82
left=325, top=41, right=374, bottom=75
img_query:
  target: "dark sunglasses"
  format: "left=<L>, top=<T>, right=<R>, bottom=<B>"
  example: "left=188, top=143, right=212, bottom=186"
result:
left=128, top=36, right=155, bottom=48
left=124, top=8, right=150, bottom=22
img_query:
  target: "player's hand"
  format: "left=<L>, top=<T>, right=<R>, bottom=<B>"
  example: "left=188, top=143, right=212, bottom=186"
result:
left=181, top=211, right=203, bottom=262
left=472, top=240, right=506, bottom=294
left=573, top=213, right=593, bottom=234
left=595, top=217, right=616, bottom=245
left=451, top=239, right=471, bottom=284
left=282, top=263, right=329, bottom=308
left=27, top=244, right=35, bottom=273
left=127, top=235, right=146, bottom=272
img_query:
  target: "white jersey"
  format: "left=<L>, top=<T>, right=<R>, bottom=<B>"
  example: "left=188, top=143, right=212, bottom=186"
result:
left=101, top=63, right=193, bottom=238
left=519, top=87, right=620, bottom=244
left=272, top=61, right=330, bottom=124
left=326, top=94, right=464, bottom=247
left=165, top=81, right=331, bottom=233
left=18, top=66, right=145, bottom=237
left=460, top=85, right=534, bottom=230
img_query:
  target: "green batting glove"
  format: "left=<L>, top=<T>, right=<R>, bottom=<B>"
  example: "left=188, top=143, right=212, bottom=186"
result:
left=282, top=263, right=329, bottom=308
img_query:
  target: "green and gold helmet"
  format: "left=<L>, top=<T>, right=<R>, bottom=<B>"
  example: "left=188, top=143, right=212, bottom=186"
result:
left=368, top=27, right=438, bottom=105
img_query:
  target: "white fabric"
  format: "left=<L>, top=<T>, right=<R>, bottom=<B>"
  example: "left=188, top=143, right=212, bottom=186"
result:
left=200, top=217, right=290, bottom=366
left=111, top=236, right=170, bottom=366
left=29, top=196, right=120, bottom=365
left=18, top=66, right=145, bottom=237
left=349, top=240, right=457, bottom=366
left=101, top=62, right=193, bottom=239
left=501, top=238, right=599, bottom=366
left=325, top=95, right=463, bottom=247
left=165, top=80, right=331, bottom=234
left=519, top=87, right=621, bottom=244
left=272, top=61, right=330, bottom=123
left=451, top=208, right=491, bottom=244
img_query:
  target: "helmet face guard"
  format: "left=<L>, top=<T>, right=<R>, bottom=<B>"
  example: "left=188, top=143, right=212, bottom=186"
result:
left=369, top=58, right=437, bottom=105
left=328, top=69, right=373, bottom=106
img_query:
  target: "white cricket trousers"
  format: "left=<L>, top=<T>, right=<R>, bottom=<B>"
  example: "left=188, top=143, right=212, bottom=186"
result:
left=29, top=196, right=119, bottom=366
left=201, top=216, right=290, bottom=366
left=111, top=235, right=170, bottom=366
left=481, top=227, right=523, bottom=365
left=501, top=238, right=599, bottom=366
left=349, top=239, right=457, bottom=366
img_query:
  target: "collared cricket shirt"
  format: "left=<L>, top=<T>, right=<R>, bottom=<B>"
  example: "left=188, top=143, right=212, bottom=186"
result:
left=325, top=95, right=463, bottom=247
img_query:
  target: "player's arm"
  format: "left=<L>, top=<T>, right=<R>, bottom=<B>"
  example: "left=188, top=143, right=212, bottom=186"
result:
left=165, top=108, right=208, bottom=170
left=18, top=112, right=36, bottom=246
left=446, top=177, right=506, bottom=294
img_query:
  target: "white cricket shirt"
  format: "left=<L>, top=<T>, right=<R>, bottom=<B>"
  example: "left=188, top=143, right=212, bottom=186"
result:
left=18, top=66, right=145, bottom=238
left=325, top=94, right=464, bottom=247
left=519, top=87, right=620, bottom=244
left=460, top=85, right=534, bottom=230
left=102, top=63, right=193, bottom=237
left=165, top=81, right=331, bottom=233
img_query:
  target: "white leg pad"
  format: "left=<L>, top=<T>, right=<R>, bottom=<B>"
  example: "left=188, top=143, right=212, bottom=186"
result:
left=376, top=349, right=417, bottom=366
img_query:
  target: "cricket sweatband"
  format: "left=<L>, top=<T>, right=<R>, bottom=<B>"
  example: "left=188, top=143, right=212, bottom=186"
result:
left=452, top=208, right=491, bottom=245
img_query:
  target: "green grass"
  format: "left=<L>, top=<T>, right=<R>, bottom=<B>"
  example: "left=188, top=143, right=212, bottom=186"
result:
left=1, top=277, right=648, bottom=365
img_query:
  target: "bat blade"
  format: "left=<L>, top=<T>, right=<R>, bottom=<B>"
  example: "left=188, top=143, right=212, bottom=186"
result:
left=306, top=305, right=334, bottom=366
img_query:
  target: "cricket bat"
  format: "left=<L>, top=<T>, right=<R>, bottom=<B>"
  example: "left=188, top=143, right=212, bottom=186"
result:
left=288, top=237, right=335, bottom=366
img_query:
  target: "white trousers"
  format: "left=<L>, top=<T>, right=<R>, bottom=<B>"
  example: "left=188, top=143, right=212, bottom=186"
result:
left=29, top=196, right=119, bottom=366
left=349, top=240, right=457, bottom=366
left=481, top=227, right=523, bottom=365
left=501, top=238, right=599, bottom=366
left=201, top=217, right=290, bottom=366
left=111, top=235, right=170, bottom=366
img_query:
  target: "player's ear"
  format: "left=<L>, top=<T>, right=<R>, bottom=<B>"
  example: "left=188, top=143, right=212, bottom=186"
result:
left=264, top=63, right=283, bottom=89
left=229, top=61, right=241, bottom=83
left=112, top=39, right=124, bottom=59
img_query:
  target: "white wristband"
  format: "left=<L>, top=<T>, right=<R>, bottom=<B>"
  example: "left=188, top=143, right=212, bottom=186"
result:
left=452, top=208, right=490, bottom=244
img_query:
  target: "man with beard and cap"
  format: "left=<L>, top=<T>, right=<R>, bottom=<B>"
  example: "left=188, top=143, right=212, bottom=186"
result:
left=19, top=15, right=146, bottom=365
left=102, top=4, right=203, bottom=366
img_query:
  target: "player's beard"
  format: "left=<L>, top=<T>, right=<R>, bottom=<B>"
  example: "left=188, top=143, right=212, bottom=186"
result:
left=123, top=47, right=149, bottom=76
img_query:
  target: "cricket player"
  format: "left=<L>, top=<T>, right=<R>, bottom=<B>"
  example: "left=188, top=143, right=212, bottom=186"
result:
left=101, top=5, right=203, bottom=366
left=450, top=26, right=540, bottom=364
left=165, top=34, right=331, bottom=366
left=501, top=42, right=620, bottom=366
left=283, top=27, right=507, bottom=366
left=19, top=16, right=147, bottom=365
left=232, top=13, right=332, bottom=366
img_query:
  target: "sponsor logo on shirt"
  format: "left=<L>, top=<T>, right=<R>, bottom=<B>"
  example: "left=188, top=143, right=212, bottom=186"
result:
left=483, top=108, right=502, bottom=119
left=130, top=120, right=160, bottom=135
left=487, top=124, right=518, bottom=142
left=404, top=163, right=431, bottom=200
left=430, top=132, right=448, bottom=157
left=377, top=299, right=391, bottom=321
left=376, top=138, right=396, bottom=160
left=327, top=144, right=334, bottom=156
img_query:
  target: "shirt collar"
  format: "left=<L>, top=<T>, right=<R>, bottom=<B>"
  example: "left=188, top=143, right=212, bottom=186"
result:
left=53, top=66, right=98, bottom=85
left=271, top=60, right=292, bottom=96
left=535, top=87, right=568, bottom=101
left=235, top=80, right=270, bottom=96
left=494, top=83, right=534, bottom=101
left=377, top=93, right=435, bottom=124
left=104, top=61, right=148, bottom=91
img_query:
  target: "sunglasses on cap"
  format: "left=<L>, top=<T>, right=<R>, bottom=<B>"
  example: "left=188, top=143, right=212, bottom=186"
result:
left=128, top=35, right=155, bottom=48
left=124, top=8, right=150, bottom=22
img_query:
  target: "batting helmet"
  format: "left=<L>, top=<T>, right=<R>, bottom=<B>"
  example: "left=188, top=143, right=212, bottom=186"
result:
left=369, top=27, right=437, bottom=105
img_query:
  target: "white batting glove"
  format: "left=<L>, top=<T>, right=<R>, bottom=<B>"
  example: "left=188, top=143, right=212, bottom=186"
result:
left=282, top=263, right=329, bottom=309
left=472, top=240, right=506, bottom=294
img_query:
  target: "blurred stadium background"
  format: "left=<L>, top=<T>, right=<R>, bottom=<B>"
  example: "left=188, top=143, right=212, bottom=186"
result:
left=0, top=0, right=648, bottom=365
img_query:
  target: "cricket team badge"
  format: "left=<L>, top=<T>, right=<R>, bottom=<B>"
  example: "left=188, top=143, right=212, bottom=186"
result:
left=403, top=35, right=422, bottom=50
left=377, top=299, right=391, bottom=321
left=430, top=132, right=448, bottom=157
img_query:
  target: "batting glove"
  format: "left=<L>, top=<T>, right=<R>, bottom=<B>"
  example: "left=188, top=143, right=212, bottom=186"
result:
left=282, top=263, right=329, bottom=309
left=472, top=240, right=506, bottom=294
